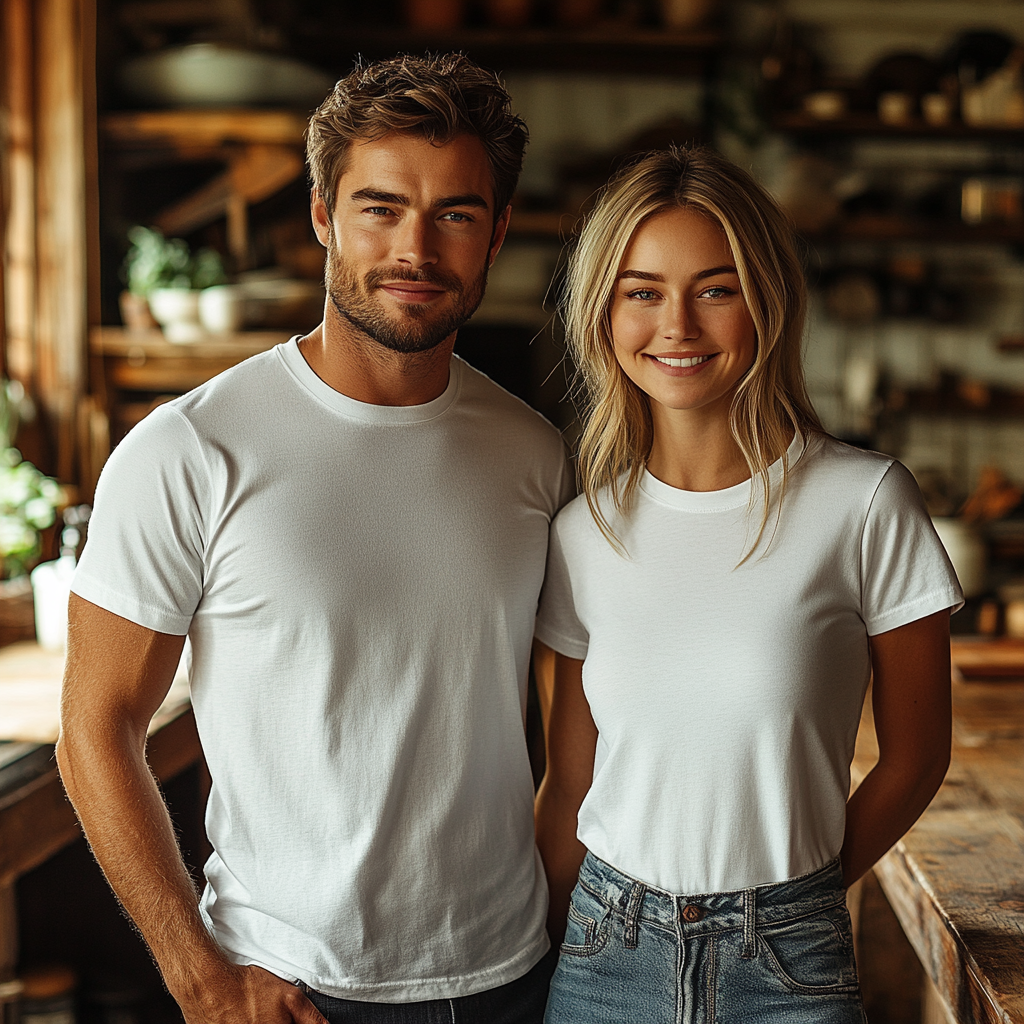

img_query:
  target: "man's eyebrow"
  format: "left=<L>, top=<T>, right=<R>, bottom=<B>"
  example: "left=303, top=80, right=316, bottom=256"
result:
left=348, top=189, right=490, bottom=211
left=433, top=193, right=490, bottom=211
left=350, top=188, right=409, bottom=205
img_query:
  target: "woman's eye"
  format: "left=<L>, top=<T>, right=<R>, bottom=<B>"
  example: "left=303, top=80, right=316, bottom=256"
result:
left=627, top=289, right=658, bottom=301
left=700, top=286, right=733, bottom=299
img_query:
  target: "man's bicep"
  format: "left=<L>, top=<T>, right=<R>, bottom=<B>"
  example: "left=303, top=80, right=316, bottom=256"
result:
left=63, top=594, right=186, bottom=737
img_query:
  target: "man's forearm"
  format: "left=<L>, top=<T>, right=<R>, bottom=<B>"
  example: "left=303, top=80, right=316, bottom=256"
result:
left=56, top=722, right=232, bottom=1007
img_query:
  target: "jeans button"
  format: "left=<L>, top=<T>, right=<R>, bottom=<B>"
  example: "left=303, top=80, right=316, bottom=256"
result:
left=682, top=904, right=706, bottom=923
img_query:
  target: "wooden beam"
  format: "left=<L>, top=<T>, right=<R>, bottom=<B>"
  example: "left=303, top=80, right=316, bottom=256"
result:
left=2, top=0, right=36, bottom=390
left=34, top=0, right=92, bottom=482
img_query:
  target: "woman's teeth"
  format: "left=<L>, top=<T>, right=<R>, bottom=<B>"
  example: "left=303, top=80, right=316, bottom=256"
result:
left=653, top=354, right=713, bottom=368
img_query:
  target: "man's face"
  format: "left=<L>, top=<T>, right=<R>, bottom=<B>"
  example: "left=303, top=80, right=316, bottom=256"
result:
left=312, top=132, right=509, bottom=355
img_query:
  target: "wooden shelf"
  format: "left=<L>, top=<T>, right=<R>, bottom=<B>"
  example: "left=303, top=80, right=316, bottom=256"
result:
left=804, top=215, right=1024, bottom=245
left=507, top=209, right=581, bottom=239
left=888, top=382, right=1024, bottom=419
left=773, top=112, right=1024, bottom=141
left=100, top=109, right=309, bottom=149
left=295, top=25, right=722, bottom=76
left=91, top=327, right=289, bottom=393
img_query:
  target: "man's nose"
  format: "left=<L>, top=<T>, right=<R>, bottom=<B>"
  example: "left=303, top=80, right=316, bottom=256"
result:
left=393, top=214, right=439, bottom=269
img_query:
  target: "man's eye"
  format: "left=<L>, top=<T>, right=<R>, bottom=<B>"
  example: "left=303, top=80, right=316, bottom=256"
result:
left=441, top=211, right=472, bottom=222
left=365, top=207, right=393, bottom=216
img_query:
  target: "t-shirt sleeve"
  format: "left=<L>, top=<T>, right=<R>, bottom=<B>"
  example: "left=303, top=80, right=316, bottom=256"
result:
left=535, top=511, right=590, bottom=660
left=71, top=405, right=208, bottom=635
left=860, top=461, right=964, bottom=636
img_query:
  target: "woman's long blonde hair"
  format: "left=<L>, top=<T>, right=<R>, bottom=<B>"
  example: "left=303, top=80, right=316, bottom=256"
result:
left=563, top=145, right=823, bottom=554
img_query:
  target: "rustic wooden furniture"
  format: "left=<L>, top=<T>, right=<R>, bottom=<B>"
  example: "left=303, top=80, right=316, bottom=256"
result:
left=852, top=639, right=1024, bottom=1024
left=0, top=642, right=202, bottom=1012
left=88, top=326, right=288, bottom=461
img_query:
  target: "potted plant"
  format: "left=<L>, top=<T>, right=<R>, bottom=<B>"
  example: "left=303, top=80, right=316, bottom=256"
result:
left=0, top=383, right=64, bottom=644
left=121, top=227, right=227, bottom=342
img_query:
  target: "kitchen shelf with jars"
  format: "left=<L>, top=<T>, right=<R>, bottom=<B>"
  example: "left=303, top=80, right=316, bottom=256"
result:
left=754, top=21, right=1024, bottom=637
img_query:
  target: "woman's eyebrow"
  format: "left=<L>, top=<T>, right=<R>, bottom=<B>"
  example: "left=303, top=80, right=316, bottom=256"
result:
left=617, top=266, right=738, bottom=282
left=695, top=265, right=738, bottom=280
left=617, top=270, right=664, bottom=282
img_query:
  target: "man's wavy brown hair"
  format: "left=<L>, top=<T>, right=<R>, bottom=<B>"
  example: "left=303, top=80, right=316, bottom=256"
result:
left=306, top=53, right=528, bottom=221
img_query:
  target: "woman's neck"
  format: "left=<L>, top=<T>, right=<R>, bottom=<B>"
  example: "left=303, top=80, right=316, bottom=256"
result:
left=645, top=397, right=796, bottom=492
left=646, top=411, right=751, bottom=492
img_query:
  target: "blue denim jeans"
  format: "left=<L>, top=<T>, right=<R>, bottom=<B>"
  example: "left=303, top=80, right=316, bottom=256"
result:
left=545, top=853, right=866, bottom=1024
left=300, top=947, right=557, bottom=1024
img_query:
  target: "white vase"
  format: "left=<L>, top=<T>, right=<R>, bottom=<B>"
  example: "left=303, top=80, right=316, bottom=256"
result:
left=149, top=288, right=204, bottom=344
left=199, top=285, right=245, bottom=334
left=30, top=556, right=76, bottom=651
left=931, top=518, right=987, bottom=599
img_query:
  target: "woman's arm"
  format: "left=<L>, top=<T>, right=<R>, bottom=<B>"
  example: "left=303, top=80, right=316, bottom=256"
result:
left=535, top=653, right=598, bottom=944
left=841, top=609, right=952, bottom=887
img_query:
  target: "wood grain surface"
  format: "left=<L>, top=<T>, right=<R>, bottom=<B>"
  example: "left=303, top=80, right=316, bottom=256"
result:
left=854, top=665, right=1024, bottom=1023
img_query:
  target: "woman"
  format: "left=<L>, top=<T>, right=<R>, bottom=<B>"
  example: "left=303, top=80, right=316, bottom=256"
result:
left=534, top=146, right=962, bottom=1024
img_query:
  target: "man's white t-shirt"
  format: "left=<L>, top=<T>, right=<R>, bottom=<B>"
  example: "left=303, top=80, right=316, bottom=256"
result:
left=73, top=339, right=573, bottom=1001
left=535, top=434, right=962, bottom=895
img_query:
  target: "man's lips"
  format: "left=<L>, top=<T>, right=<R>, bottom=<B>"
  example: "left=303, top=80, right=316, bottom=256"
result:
left=378, top=282, right=446, bottom=304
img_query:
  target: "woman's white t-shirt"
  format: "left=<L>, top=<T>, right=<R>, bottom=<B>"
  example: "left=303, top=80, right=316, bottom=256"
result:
left=535, top=434, right=962, bottom=895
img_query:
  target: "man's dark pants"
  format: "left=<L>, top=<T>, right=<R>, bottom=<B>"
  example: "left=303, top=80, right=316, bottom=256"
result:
left=300, top=947, right=557, bottom=1024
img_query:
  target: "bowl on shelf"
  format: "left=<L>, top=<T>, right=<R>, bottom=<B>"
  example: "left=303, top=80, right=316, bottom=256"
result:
left=119, top=44, right=334, bottom=108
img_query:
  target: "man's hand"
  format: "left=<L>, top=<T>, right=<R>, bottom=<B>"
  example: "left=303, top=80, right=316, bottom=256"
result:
left=176, top=965, right=328, bottom=1024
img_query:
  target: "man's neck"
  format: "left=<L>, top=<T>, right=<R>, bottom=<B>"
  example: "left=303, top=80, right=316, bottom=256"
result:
left=297, top=310, right=455, bottom=407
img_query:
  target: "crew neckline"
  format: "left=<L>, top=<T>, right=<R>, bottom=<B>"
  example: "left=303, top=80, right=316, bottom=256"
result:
left=639, top=432, right=807, bottom=512
left=276, top=336, right=461, bottom=424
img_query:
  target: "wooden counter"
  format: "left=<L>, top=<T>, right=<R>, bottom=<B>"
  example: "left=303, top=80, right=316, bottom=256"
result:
left=853, top=645, right=1024, bottom=1023
left=0, top=643, right=202, bottom=1002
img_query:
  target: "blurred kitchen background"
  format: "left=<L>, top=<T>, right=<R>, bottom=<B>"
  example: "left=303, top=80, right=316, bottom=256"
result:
left=1, top=3, right=1023, bottom=1021
left=2, top=0, right=1024, bottom=618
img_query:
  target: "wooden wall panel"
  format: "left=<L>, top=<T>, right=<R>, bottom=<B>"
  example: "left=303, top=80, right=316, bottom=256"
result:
left=34, top=0, right=90, bottom=482
left=2, top=0, right=36, bottom=391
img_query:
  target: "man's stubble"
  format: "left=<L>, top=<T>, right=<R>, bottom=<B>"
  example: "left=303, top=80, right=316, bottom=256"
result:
left=325, top=235, right=489, bottom=355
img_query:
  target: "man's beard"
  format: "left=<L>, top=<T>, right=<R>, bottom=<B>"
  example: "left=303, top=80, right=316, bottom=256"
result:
left=325, top=240, right=488, bottom=355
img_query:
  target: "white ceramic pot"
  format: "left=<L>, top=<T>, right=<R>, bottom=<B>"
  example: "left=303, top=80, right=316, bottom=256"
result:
left=199, top=285, right=245, bottom=334
left=149, top=288, right=204, bottom=344
left=31, top=556, right=76, bottom=651
left=931, top=517, right=987, bottom=598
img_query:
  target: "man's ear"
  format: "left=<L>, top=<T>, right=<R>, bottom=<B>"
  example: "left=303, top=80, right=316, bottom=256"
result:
left=488, top=205, right=512, bottom=267
left=311, top=188, right=332, bottom=248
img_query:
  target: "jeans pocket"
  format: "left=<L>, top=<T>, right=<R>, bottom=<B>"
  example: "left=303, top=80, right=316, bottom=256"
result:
left=758, top=904, right=861, bottom=995
left=560, top=883, right=610, bottom=958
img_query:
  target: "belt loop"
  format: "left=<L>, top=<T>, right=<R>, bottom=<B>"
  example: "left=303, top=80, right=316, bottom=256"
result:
left=741, top=888, right=758, bottom=959
left=624, top=881, right=646, bottom=949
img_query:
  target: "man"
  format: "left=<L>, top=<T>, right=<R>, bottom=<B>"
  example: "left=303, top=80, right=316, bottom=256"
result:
left=57, top=54, right=572, bottom=1024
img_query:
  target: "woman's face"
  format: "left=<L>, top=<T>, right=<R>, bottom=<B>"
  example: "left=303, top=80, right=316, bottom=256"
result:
left=610, top=206, right=756, bottom=421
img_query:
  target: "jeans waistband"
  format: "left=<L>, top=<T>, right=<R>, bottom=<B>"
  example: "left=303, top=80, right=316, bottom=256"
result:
left=577, top=853, right=847, bottom=937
